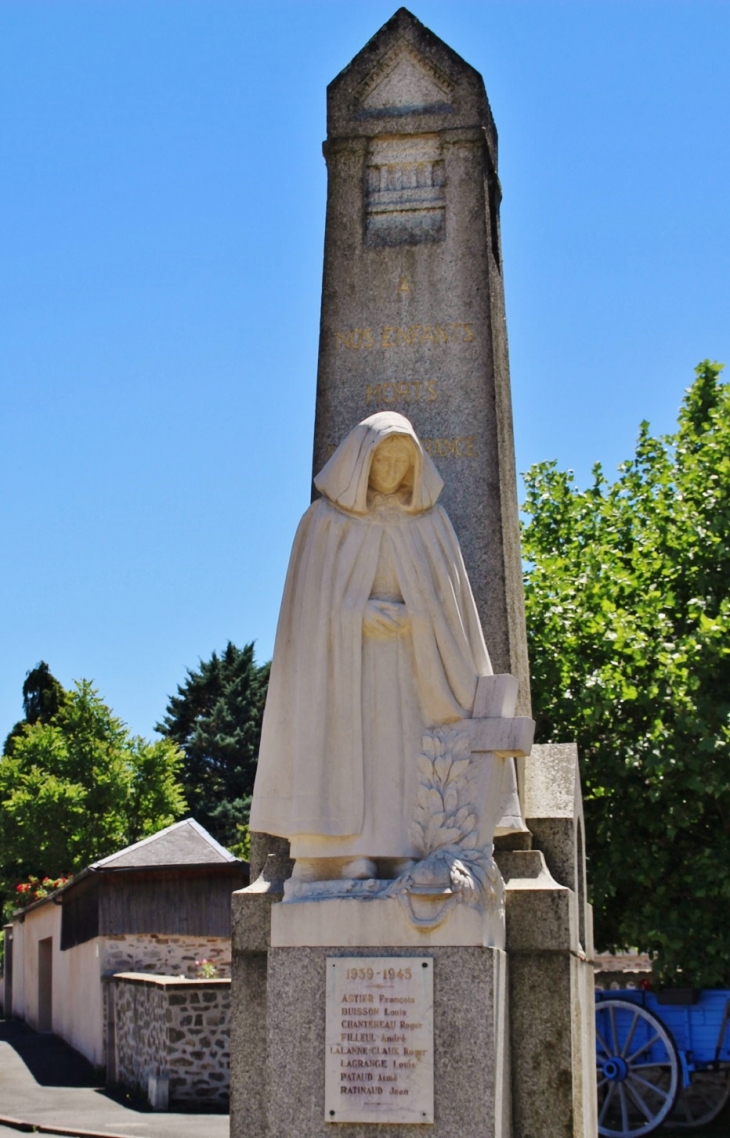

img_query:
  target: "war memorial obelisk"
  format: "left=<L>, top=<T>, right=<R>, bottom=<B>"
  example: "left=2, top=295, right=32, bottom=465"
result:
left=231, top=11, right=596, bottom=1138
left=312, top=11, right=529, bottom=717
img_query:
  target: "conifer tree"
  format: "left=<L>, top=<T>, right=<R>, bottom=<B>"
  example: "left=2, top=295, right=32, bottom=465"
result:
left=157, top=642, right=269, bottom=850
left=3, top=661, right=67, bottom=754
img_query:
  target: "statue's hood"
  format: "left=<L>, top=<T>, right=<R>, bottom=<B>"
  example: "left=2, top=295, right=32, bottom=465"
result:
left=314, top=412, right=444, bottom=515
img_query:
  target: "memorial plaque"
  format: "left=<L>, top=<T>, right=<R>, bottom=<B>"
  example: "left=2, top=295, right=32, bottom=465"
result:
left=325, top=956, right=434, bottom=1125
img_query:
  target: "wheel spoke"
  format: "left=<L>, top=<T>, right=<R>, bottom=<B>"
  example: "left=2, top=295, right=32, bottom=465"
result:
left=666, top=1069, right=730, bottom=1129
left=621, top=1011, right=640, bottom=1058
left=599, top=1081, right=617, bottom=1126
left=628, top=1071, right=672, bottom=1103
left=626, top=1033, right=662, bottom=1064
left=596, top=1025, right=612, bottom=1057
left=596, top=998, right=681, bottom=1133
left=618, top=1083, right=630, bottom=1132
left=626, top=1077, right=654, bottom=1122
left=609, top=1004, right=619, bottom=1055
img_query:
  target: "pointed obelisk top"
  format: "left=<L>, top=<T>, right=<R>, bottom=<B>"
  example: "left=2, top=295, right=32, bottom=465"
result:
left=327, top=8, right=497, bottom=159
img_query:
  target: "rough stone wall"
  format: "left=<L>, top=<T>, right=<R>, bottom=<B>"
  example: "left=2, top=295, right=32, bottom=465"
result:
left=112, top=978, right=168, bottom=1096
left=102, top=933, right=231, bottom=978
left=110, top=975, right=231, bottom=1108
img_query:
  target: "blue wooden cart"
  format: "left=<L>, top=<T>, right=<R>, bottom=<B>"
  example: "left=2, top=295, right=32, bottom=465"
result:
left=596, top=989, right=730, bottom=1136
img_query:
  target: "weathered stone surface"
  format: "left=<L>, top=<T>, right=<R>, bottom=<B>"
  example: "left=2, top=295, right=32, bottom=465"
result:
left=265, top=945, right=508, bottom=1138
left=502, top=860, right=577, bottom=956
left=107, top=974, right=230, bottom=1108
left=507, top=951, right=596, bottom=1138
left=495, top=848, right=597, bottom=1138
left=99, top=931, right=232, bottom=1072
left=230, top=949, right=268, bottom=1138
left=231, top=863, right=285, bottom=954
left=312, top=8, right=529, bottom=713
left=524, top=743, right=593, bottom=957
left=250, top=832, right=293, bottom=883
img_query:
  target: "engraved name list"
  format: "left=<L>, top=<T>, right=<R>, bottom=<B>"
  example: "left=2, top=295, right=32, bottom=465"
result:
left=324, top=957, right=434, bottom=1125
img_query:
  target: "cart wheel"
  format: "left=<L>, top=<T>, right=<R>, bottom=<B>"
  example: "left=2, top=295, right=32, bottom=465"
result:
left=596, top=997, right=680, bottom=1137
left=664, top=1067, right=730, bottom=1129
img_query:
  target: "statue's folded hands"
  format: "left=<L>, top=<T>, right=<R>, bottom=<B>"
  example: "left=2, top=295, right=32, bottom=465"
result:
left=363, top=597, right=409, bottom=635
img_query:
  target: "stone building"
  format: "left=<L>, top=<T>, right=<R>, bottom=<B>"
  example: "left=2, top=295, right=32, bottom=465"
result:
left=4, top=818, right=247, bottom=1107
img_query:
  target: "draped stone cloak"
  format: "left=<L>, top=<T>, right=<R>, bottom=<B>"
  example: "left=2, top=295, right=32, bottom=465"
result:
left=250, top=412, right=523, bottom=850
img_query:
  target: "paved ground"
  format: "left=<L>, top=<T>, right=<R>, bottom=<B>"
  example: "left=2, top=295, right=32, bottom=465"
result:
left=0, top=1021, right=228, bottom=1138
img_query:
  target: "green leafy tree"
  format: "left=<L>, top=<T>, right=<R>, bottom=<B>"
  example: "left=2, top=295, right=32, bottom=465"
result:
left=0, top=678, right=186, bottom=893
left=157, top=642, right=269, bottom=852
left=522, top=361, right=730, bottom=987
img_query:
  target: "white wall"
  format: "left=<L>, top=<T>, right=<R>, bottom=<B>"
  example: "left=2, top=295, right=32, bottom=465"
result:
left=10, top=904, right=104, bottom=1066
left=10, top=908, right=232, bottom=1070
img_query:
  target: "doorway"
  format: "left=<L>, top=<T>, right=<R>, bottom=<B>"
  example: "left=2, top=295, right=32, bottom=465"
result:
left=38, top=938, right=53, bottom=1033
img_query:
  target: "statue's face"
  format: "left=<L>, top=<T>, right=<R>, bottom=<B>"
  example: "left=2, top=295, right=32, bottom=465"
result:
left=368, top=436, right=414, bottom=495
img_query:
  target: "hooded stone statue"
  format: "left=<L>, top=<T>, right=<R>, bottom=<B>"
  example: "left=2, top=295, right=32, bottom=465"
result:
left=250, top=411, right=522, bottom=877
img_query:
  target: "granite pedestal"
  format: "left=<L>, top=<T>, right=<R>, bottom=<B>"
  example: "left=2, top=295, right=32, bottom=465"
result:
left=231, top=877, right=509, bottom=1138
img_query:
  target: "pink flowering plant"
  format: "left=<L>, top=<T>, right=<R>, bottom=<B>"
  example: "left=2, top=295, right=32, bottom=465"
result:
left=194, top=958, right=219, bottom=979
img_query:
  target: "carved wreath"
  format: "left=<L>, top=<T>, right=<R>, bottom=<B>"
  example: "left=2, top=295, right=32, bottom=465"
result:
left=388, top=727, right=503, bottom=923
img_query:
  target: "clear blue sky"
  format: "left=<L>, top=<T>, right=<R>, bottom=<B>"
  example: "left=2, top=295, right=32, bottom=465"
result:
left=1, top=1, right=728, bottom=742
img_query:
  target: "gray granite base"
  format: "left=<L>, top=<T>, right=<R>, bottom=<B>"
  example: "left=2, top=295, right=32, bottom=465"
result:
left=233, top=939, right=509, bottom=1138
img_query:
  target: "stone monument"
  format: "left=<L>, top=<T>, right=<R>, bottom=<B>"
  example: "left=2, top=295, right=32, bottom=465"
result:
left=231, top=10, right=596, bottom=1138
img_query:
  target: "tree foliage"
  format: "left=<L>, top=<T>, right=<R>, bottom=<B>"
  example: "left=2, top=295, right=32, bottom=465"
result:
left=156, top=642, right=269, bottom=851
left=0, top=673, right=186, bottom=892
left=522, top=362, right=730, bottom=987
left=3, top=661, right=67, bottom=754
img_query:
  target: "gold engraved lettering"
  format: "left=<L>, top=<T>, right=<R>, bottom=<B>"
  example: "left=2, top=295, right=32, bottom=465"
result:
left=378, top=321, right=474, bottom=348
left=364, top=381, right=438, bottom=407
left=397, top=276, right=410, bottom=294
left=336, top=328, right=375, bottom=350
left=422, top=436, right=477, bottom=459
left=341, top=321, right=474, bottom=350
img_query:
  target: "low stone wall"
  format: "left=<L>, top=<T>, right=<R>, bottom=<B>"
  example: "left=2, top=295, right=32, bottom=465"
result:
left=100, top=934, right=231, bottom=1069
left=102, top=933, right=232, bottom=978
left=108, top=973, right=230, bottom=1109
